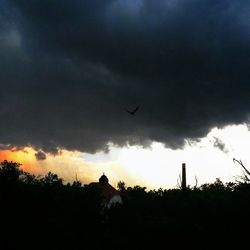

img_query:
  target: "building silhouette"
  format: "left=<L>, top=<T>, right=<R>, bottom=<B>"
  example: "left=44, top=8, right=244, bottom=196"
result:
left=89, top=173, right=122, bottom=208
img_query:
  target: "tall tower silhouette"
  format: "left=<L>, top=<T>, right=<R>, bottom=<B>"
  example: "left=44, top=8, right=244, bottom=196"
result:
left=181, top=163, right=187, bottom=190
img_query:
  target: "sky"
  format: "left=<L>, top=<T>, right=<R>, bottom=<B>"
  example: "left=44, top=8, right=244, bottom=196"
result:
left=1, top=0, right=250, bottom=189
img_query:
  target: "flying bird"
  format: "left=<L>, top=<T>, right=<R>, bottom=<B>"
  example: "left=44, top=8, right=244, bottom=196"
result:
left=126, top=106, right=140, bottom=115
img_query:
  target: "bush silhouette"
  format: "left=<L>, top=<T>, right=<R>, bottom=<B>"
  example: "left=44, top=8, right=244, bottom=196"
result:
left=0, top=160, right=250, bottom=250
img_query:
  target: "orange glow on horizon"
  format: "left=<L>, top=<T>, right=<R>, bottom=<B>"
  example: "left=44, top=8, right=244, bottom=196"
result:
left=0, top=147, right=41, bottom=174
left=0, top=125, right=247, bottom=190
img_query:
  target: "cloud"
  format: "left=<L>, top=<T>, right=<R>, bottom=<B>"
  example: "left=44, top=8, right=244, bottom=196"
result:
left=0, top=0, right=250, bottom=153
left=35, top=150, right=47, bottom=161
left=212, top=137, right=229, bottom=154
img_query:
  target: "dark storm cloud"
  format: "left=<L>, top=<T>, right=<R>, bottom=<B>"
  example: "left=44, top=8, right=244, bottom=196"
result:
left=1, top=0, right=250, bottom=153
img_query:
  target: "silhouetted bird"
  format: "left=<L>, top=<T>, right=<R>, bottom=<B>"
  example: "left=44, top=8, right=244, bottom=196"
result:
left=126, top=106, right=140, bottom=115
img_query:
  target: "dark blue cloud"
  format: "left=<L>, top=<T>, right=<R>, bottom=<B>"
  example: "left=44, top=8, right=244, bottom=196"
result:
left=0, top=0, right=250, bottom=153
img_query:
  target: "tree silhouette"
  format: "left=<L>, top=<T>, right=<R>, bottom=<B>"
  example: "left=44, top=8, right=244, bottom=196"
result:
left=0, top=160, right=249, bottom=249
left=40, top=171, right=63, bottom=186
left=0, top=160, right=22, bottom=184
left=117, top=181, right=126, bottom=192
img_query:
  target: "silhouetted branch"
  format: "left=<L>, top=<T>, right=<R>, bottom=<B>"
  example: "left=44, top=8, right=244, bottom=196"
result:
left=194, top=175, right=198, bottom=188
left=233, top=158, right=250, bottom=181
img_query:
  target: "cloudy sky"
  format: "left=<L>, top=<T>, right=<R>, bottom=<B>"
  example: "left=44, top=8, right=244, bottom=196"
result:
left=1, top=0, right=250, bottom=189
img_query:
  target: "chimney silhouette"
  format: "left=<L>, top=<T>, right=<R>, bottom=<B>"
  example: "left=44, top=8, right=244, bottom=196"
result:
left=181, top=163, right=187, bottom=190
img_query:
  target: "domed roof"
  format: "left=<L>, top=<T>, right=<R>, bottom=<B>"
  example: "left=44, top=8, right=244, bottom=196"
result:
left=99, top=173, right=109, bottom=185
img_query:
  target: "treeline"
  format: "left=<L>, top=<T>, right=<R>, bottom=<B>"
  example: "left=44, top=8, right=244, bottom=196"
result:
left=0, top=160, right=249, bottom=250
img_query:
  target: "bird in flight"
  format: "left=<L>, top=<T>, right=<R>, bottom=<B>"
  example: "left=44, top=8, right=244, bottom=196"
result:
left=126, top=106, right=140, bottom=115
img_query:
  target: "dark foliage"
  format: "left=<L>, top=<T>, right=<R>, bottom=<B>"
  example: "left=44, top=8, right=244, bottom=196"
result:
left=0, top=160, right=249, bottom=250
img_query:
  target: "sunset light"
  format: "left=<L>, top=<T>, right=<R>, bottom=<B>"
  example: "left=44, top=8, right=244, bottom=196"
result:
left=1, top=1, right=250, bottom=248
